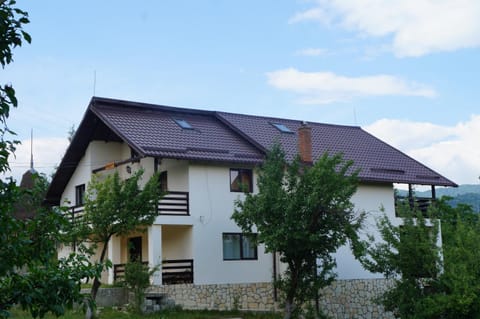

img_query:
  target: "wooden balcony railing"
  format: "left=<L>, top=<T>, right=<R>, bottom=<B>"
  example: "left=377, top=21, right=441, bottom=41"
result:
left=65, top=205, right=85, bottom=224
left=395, top=196, right=435, bottom=217
left=158, top=191, right=189, bottom=216
left=113, top=259, right=194, bottom=285
left=65, top=190, right=189, bottom=225
left=113, top=261, right=149, bottom=282
left=161, top=259, right=194, bottom=285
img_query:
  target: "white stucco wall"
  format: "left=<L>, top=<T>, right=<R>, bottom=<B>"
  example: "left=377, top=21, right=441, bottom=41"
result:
left=162, top=225, right=193, bottom=260
left=157, top=159, right=189, bottom=191
left=57, top=139, right=416, bottom=285
left=335, top=183, right=398, bottom=279
left=89, top=141, right=123, bottom=170
left=188, top=163, right=273, bottom=285
left=157, top=162, right=401, bottom=284
left=61, top=148, right=92, bottom=206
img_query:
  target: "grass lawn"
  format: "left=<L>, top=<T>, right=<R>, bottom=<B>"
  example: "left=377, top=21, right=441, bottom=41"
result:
left=10, top=307, right=282, bottom=319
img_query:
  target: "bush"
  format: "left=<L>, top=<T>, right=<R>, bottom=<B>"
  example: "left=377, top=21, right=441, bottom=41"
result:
left=123, top=261, right=158, bottom=313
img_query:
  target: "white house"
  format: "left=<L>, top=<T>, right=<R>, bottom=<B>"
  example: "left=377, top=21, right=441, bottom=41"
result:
left=46, top=97, right=456, bottom=316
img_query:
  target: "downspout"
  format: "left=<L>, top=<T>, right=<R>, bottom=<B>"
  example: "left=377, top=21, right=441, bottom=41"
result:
left=154, top=158, right=159, bottom=173
left=273, top=251, right=277, bottom=301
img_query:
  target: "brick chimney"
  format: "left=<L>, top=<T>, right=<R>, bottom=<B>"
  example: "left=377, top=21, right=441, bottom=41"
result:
left=298, top=122, right=313, bottom=164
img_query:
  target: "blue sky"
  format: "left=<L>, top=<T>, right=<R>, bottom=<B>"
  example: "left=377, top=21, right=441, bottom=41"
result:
left=4, top=0, right=480, bottom=185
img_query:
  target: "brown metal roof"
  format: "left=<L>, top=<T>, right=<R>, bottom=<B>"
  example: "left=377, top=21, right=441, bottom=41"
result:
left=216, top=111, right=456, bottom=186
left=45, top=97, right=457, bottom=205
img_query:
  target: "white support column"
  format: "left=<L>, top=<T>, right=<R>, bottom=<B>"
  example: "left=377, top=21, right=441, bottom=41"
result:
left=148, top=225, right=162, bottom=285
left=107, top=235, right=122, bottom=284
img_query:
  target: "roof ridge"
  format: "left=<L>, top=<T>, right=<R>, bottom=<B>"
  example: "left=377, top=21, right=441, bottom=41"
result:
left=216, top=110, right=361, bottom=129
left=93, top=96, right=362, bottom=129
left=91, top=96, right=216, bottom=116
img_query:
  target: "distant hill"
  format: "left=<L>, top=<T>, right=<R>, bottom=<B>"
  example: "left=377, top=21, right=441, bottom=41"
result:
left=396, top=184, right=480, bottom=211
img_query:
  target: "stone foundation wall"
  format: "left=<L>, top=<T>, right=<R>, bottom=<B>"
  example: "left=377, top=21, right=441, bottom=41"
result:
left=319, top=279, right=395, bottom=319
left=148, top=282, right=278, bottom=312
left=80, top=288, right=127, bottom=307
left=149, top=278, right=395, bottom=319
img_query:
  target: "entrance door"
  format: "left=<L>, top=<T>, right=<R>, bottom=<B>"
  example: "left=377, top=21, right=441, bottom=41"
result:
left=128, top=237, right=142, bottom=262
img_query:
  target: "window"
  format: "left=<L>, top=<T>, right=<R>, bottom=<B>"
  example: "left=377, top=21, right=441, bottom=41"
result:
left=230, top=168, right=253, bottom=192
left=173, top=118, right=193, bottom=129
left=271, top=122, right=293, bottom=133
left=75, top=184, right=86, bottom=206
left=223, top=233, right=257, bottom=260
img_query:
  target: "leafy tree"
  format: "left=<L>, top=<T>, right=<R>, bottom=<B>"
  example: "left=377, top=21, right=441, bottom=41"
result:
left=67, top=125, right=76, bottom=143
left=362, top=198, right=480, bottom=319
left=123, top=261, right=159, bottom=314
left=423, top=199, right=480, bottom=319
left=1, top=173, right=102, bottom=318
left=232, top=144, right=363, bottom=319
left=0, top=2, right=99, bottom=318
left=360, top=203, right=441, bottom=319
left=0, top=0, right=30, bottom=171
left=75, top=169, right=161, bottom=318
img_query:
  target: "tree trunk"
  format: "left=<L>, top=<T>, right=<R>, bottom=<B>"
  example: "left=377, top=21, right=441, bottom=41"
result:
left=313, top=255, right=320, bottom=317
left=284, top=262, right=299, bottom=319
left=86, top=238, right=110, bottom=319
left=284, top=300, right=294, bottom=319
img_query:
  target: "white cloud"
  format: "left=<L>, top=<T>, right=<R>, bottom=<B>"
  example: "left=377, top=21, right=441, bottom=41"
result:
left=291, top=0, right=480, bottom=57
left=295, top=48, right=329, bottom=56
left=3, top=137, right=69, bottom=183
left=266, top=68, right=436, bottom=104
left=364, top=115, right=480, bottom=185
left=289, top=8, right=331, bottom=24
left=364, top=119, right=455, bottom=150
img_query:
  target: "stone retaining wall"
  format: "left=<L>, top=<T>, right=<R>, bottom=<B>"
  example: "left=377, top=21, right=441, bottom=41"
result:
left=148, top=278, right=395, bottom=319
left=148, top=282, right=278, bottom=312
left=80, top=288, right=127, bottom=307
left=319, top=279, right=395, bottom=319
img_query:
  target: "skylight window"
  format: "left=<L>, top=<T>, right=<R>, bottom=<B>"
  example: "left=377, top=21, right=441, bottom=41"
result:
left=271, top=122, right=293, bottom=133
left=173, top=118, right=193, bottom=129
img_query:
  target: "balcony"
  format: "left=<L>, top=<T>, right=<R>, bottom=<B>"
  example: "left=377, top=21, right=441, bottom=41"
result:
left=65, top=205, right=85, bottom=224
left=113, top=259, right=194, bottom=285
left=395, top=196, right=435, bottom=218
left=157, top=191, right=189, bottom=216
left=65, top=191, right=190, bottom=224
left=113, top=261, right=149, bottom=282
left=161, top=259, right=194, bottom=285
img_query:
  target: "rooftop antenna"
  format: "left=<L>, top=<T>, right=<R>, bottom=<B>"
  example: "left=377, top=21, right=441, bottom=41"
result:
left=353, top=106, right=358, bottom=126
left=93, top=70, right=96, bottom=96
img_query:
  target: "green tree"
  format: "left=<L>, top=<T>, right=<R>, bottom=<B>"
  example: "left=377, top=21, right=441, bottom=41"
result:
left=360, top=204, right=441, bottom=319
left=0, top=2, right=99, bottom=318
left=75, top=169, right=161, bottom=318
left=67, top=125, right=76, bottom=143
left=1, top=173, right=102, bottom=318
left=232, top=144, right=363, bottom=319
left=0, top=0, right=30, bottom=171
left=123, top=261, right=159, bottom=314
left=362, top=198, right=480, bottom=319
left=423, top=199, right=480, bottom=319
